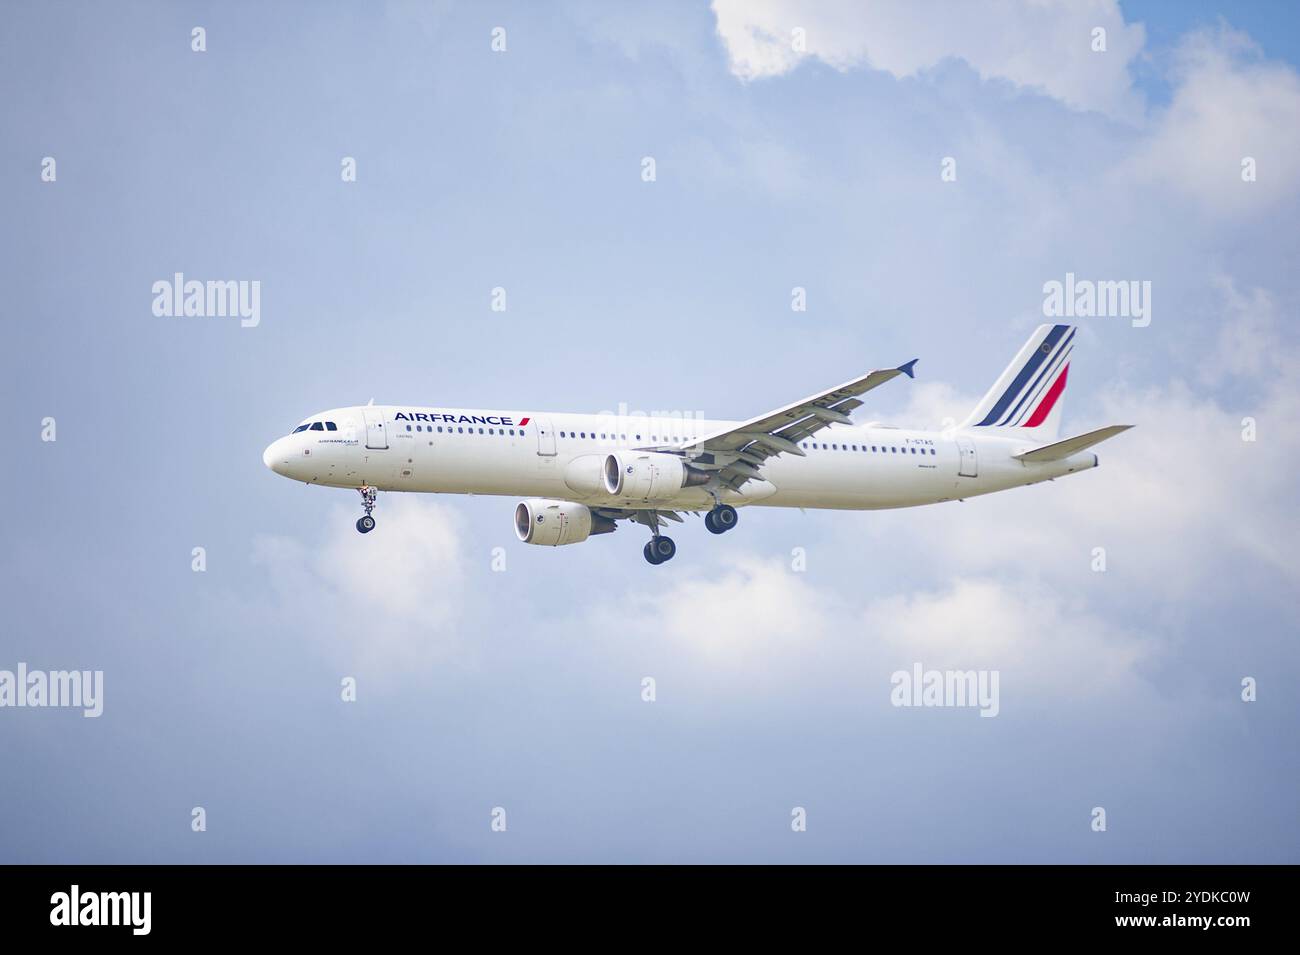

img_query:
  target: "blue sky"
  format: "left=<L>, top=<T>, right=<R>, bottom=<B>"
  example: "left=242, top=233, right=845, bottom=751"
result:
left=2, top=0, right=1297, bottom=862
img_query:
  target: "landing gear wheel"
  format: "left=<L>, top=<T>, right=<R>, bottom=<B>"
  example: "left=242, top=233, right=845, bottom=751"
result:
left=646, top=535, right=676, bottom=564
left=353, top=488, right=379, bottom=535
left=643, top=537, right=676, bottom=564
left=355, top=485, right=378, bottom=534
left=707, top=504, right=738, bottom=534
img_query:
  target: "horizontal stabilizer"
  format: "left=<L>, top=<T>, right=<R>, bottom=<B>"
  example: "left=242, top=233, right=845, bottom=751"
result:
left=1014, top=425, right=1133, bottom=463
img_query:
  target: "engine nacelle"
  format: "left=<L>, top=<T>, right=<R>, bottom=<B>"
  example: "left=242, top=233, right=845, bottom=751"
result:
left=514, top=499, right=614, bottom=546
left=562, top=453, right=608, bottom=496
left=603, top=451, right=710, bottom=503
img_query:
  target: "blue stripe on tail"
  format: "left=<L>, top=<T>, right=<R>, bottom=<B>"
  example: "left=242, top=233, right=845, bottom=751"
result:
left=974, top=324, right=1069, bottom=426
left=996, top=327, right=1074, bottom=427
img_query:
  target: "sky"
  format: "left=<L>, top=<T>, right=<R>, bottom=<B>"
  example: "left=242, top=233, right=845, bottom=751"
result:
left=1, top=0, right=1297, bottom=863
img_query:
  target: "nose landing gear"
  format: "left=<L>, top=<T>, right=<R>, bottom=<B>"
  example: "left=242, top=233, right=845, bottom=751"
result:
left=355, top=486, right=378, bottom=534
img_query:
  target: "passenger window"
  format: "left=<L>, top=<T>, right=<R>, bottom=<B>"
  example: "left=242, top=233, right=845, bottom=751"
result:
left=406, top=425, right=412, bottom=432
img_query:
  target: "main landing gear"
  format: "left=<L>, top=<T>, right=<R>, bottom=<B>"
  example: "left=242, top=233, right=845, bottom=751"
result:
left=637, top=511, right=677, bottom=565
left=355, top=485, right=377, bottom=534
left=641, top=505, right=739, bottom=564
left=643, top=536, right=676, bottom=565
left=704, top=504, right=738, bottom=535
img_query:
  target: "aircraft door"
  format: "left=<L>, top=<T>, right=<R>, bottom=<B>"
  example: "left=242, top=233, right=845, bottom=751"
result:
left=956, top=436, right=977, bottom=477
left=363, top=406, right=389, bottom=450
left=535, top=417, right=557, bottom=456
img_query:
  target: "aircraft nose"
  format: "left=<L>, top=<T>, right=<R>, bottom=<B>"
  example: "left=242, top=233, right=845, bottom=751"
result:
left=263, top=438, right=288, bottom=475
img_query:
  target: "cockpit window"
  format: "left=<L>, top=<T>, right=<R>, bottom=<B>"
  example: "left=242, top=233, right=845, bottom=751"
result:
left=292, top=420, right=338, bottom=434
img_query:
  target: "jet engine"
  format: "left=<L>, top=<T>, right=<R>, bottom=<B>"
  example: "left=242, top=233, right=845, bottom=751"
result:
left=514, top=499, right=615, bottom=546
left=602, top=451, right=710, bottom=503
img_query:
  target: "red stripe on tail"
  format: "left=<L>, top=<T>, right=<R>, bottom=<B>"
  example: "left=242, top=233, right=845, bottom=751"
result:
left=1023, top=365, right=1068, bottom=428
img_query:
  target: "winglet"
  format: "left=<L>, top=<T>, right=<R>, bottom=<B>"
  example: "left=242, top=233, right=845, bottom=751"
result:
left=896, top=359, right=918, bottom=379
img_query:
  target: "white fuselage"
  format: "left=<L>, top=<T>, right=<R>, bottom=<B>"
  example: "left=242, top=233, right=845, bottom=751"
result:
left=262, top=405, right=1099, bottom=511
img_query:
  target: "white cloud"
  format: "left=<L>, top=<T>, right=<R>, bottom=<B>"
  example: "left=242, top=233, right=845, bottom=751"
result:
left=250, top=496, right=469, bottom=672
left=1124, top=27, right=1300, bottom=216
left=867, top=379, right=981, bottom=432
left=710, top=0, right=1146, bottom=121
left=599, top=556, right=832, bottom=667
left=590, top=557, right=1149, bottom=708
left=865, top=578, right=1149, bottom=700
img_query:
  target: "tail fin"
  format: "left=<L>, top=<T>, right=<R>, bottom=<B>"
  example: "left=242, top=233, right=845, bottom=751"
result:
left=959, top=323, right=1075, bottom=442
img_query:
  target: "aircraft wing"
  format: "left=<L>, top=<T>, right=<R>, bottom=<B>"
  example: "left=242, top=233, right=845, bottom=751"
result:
left=674, top=359, right=918, bottom=490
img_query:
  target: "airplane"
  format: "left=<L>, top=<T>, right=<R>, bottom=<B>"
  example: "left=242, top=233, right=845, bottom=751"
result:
left=262, top=323, right=1131, bottom=565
